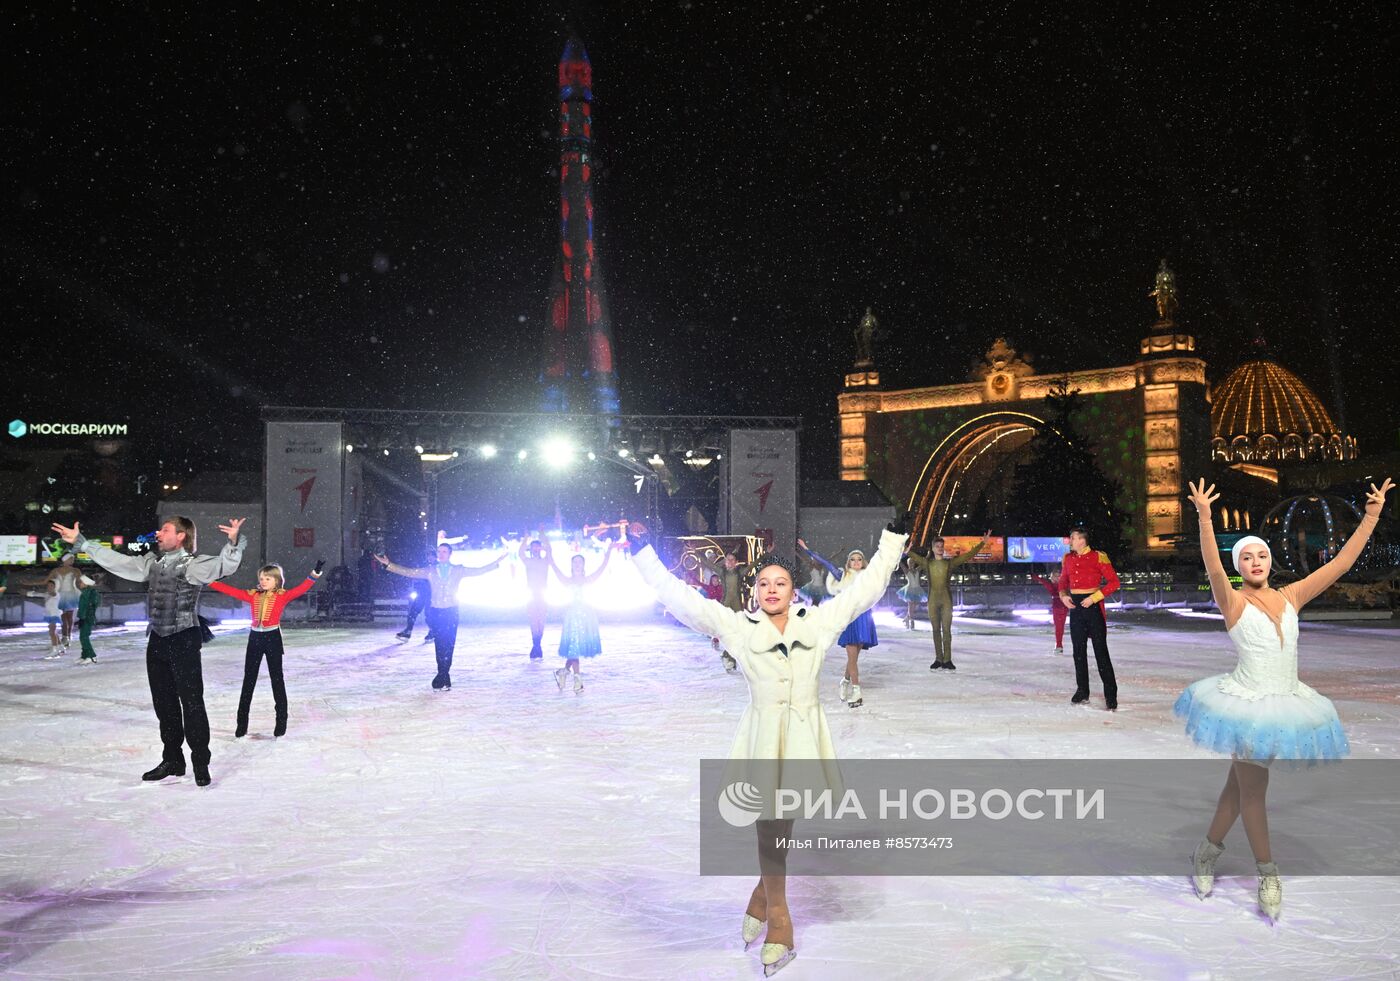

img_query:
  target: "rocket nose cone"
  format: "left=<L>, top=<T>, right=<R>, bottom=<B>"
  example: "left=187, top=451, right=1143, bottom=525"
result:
left=560, top=37, right=590, bottom=65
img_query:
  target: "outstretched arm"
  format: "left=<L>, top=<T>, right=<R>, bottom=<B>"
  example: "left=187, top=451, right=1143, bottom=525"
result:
left=813, top=528, right=908, bottom=633
left=947, top=532, right=990, bottom=570
left=797, top=539, right=842, bottom=580
left=206, top=580, right=254, bottom=605
left=461, top=553, right=508, bottom=578
left=183, top=534, right=248, bottom=585
left=377, top=555, right=431, bottom=579
left=632, top=544, right=745, bottom=640
left=1281, top=478, right=1391, bottom=611
left=58, top=524, right=156, bottom=584
left=581, top=545, right=614, bottom=585
left=1187, top=479, right=1242, bottom=623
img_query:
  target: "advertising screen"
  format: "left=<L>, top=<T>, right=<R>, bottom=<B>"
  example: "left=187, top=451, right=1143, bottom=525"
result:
left=1005, top=536, right=1072, bottom=564
left=0, top=535, right=37, bottom=564
left=938, top=536, right=1004, bottom=563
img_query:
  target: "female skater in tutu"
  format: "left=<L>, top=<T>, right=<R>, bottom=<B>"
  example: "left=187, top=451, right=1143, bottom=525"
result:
left=549, top=534, right=618, bottom=693
left=1177, top=477, right=1391, bottom=921
left=898, top=545, right=929, bottom=630
left=797, top=540, right=879, bottom=708
left=628, top=516, right=908, bottom=975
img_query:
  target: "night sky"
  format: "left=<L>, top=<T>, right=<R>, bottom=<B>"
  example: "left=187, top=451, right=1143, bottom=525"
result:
left=8, top=4, right=1398, bottom=476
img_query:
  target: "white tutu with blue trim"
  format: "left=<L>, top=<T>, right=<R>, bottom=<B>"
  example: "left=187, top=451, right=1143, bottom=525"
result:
left=558, top=588, right=602, bottom=659
left=1173, top=600, right=1349, bottom=765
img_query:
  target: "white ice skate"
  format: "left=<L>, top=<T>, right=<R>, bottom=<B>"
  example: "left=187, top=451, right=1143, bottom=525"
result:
left=741, top=914, right=764, bottom=949
left=1190, top=838, right=1224, bottom=898
left=43, top=645, right=62, bottom=660
left=1053, top=646, right=1064, bottom=655
left=1256, top=861, right=1282, bottom=921
left=838, top=677, right=851, bottom=702
left=761, top=943, right=795, bottom=976
left=572, top=672, right=584, bottom=694
left=847, top=684, right=863, bottom=708
left=554, top=668, right=568, bottom=691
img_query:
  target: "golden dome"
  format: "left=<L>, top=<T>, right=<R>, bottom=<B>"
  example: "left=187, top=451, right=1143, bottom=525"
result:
left=1210, top=360, right=1356, bottom=463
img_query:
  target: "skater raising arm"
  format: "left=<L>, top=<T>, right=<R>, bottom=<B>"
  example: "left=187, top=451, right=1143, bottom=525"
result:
left=1187, top=480, right=1247, bottom=625
left=628, top=528, right=750, bottom=641
left=1279, top=479, right=1391, bottom=611
left=805, top=530, right=907, bottom=635
left=548, top=540, right=613, bottom=585
left=376, top=551, right=506, bottom=581
left=53, top=519, right=246, bottom=584
left=796, top=540, right=843, bottom=581
left=947, top=532, right=991, bottom=572
left=207, top=560, right=324, bottom=628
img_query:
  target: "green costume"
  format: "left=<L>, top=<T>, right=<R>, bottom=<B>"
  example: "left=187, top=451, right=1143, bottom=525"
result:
left=77, top=581, right=100, bottom=660
left=915, top=539, right=986, bottom=666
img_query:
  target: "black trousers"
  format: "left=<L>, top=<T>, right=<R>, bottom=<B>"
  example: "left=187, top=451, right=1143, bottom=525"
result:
left=425, top=605, right=459, bottom=686
left=237, top=630, right=287, bottom=723
left=1069, top=602, right=1117, bottom=702
left=146, top=627, right=211, bottom=767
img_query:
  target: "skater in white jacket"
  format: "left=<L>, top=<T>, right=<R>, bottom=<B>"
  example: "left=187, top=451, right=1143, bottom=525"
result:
left=627, top=516, right=908, bottom=976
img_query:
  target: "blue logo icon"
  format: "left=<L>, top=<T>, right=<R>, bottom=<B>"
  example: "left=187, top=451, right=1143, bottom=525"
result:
left=8, top=420, right=26, bottom=438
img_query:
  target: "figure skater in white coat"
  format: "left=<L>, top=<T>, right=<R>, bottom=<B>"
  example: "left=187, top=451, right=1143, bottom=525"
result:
left=626, top=514, right=909, bottom=976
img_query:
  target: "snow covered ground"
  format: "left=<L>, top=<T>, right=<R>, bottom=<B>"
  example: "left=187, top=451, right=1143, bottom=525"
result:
left=2, top=608, right=1397, bottom=980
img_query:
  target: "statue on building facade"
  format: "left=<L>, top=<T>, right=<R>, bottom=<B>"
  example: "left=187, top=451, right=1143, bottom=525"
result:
left=853, top=307, right=878, bottom=367
left=1149, top=258, right=1180, bottom=325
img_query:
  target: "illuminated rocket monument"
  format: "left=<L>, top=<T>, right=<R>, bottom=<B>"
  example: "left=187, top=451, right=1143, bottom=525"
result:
left=541, top=38, right=620, bottom=421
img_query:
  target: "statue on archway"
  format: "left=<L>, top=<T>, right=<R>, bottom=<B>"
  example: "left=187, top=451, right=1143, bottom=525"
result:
left=853, top=307, right=878, bottom=367
left=1149, top=258, right=1179, bottom=326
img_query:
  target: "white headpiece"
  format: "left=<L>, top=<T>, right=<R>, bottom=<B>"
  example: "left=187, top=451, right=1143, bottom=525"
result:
left=1230, top=535, right=1271, bottom=573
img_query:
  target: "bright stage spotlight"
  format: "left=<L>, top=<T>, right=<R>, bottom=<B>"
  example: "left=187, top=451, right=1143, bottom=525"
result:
left=517, top=449, right=529, bottom=461
left=541, top=436, right=575, bottom=469
left=617, top=448, right=630, bottom=458
left=414, top=444, right=425, bottom=454
left=479, top=443, right=498, bottom=459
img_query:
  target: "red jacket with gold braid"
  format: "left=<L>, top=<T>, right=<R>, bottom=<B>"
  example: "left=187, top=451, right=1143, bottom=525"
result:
left=1058, top=549, right=1120, bottom=608
left=208, top=577, right=316, bottom=629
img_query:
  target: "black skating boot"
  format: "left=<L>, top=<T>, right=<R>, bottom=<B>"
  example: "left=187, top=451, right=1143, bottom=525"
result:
left=142, top=760, right=186, bottom=781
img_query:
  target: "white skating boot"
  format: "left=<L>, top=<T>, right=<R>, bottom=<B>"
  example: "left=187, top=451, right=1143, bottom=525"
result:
left=761, top=943, right=796, bottom=976
left=838, top=676, right=851, bottom=702
left=1190, top=838, right=1224, bottom=898
left=1256, top=861, right=1282, bottom=921
left=554, top=668, right=568, bottom=691
left=847, top=684, right=863, bottom=708
left=1053, top=646, right=1064, bottom=655
left=741, top=914, right=764, bottom=950
left=572, top=671, right=584, bottom=694
left=43, top=644, right=63, bottom=660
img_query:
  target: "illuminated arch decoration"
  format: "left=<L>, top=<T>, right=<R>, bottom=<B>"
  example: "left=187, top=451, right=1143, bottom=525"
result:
left=1261, top=493, right=1370, bottom=577
left=905, top=411, right=1053, bottom=547
left=838, top=340, right=1210, bottom=553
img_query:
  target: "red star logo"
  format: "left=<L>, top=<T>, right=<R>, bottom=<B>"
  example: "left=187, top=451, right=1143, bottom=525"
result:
left=295, top=475, right=316, bottom=512
left=754, top=480, right=774, bottom=512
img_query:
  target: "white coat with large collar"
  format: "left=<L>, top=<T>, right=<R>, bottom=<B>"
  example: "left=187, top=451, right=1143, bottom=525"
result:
left=632, top=529, right=906, bottom=786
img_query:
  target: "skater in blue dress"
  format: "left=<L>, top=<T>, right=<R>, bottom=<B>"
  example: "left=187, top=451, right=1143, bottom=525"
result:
left=797, top=539, right=879, bottom=708
left=1178, top=477, right=1391, bottom=922
left=550, top=537, right=617, bottom=694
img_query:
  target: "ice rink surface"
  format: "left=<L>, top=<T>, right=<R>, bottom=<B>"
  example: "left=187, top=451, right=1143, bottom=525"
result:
left=2, top=608, right=1397, bottom=980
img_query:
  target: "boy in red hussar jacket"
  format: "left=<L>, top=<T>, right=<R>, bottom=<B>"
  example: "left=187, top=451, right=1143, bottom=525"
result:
left=208, top=559, right=323, bottom=737
left=1058, top=528, right=1121, bottom=711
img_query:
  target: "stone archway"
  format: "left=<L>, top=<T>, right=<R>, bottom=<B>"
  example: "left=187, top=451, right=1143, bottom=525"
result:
left=906, top=411, right=1052, bottom=547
